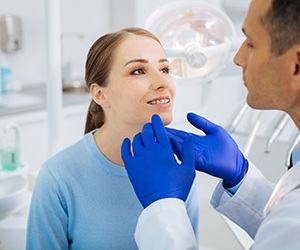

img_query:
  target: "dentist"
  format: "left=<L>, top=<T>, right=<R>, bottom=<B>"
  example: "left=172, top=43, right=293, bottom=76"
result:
left=121, top=0, right=300, bottom=249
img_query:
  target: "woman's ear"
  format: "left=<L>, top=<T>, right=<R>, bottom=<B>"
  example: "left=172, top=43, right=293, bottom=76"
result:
left=90, top=83, right=110, bottom=108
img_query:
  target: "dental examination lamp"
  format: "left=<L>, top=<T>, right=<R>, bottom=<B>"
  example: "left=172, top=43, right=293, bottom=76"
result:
left=144, top=1, right=244, bottom=83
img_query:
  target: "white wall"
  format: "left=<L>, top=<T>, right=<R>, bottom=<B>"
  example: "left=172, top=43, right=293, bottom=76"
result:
left=0, top=0, right=110, bottom=88
left=0, top=0, right=47, bottom=87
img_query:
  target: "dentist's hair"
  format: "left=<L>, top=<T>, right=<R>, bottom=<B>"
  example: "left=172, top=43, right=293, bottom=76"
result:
left=261, top=0, right=300, bottom=56
left=84, top=27, right=161, bottom=134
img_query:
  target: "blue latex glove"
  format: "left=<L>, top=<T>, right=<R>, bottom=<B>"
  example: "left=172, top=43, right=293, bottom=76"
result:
left=167, top=112, right=248, bottom=188
left=121, top=114, right=196, bottom=208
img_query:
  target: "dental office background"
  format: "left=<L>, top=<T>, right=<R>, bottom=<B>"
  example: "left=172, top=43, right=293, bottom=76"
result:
left=0, top=0, right=298, bottom=249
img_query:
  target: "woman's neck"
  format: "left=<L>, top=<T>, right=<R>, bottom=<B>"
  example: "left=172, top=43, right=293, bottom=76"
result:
left=93, top=123, right=140, bottom=166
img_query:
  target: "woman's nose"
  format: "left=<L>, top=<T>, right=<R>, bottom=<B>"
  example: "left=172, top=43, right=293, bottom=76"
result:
left=151, top=72, right=170, bottom=90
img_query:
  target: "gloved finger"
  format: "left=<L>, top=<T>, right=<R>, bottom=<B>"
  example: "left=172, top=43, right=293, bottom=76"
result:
left=166, top=127, right=189, bottom=142
left=121, top=138, right=133, bottom=164
left=151, top=114, right=170, bottom=149
left=187, top=112, right=219, bottom=135
left=132, top=133, right=145, bottom=156
left=141, top=123, right=157, bottom=150
left=170, top=137, right=183, bottom=162
left=181, top=135, right=195, bottom=170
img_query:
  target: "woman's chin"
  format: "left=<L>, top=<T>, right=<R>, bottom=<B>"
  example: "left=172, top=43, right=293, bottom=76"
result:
left=160, top=114, right=173, bottom=126
left=144, top=112, right=173, bottom=126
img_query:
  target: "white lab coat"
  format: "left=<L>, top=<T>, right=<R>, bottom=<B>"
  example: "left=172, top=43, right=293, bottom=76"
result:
left=135, top=161, right=300, bottom=249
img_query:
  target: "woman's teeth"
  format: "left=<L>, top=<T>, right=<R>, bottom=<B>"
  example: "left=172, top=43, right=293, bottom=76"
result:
left=148, top=99, right=170, bottom=105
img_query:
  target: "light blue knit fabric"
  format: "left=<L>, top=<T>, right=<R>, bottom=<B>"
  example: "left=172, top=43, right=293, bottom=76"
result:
left=26, top=131, right=199, bottom=249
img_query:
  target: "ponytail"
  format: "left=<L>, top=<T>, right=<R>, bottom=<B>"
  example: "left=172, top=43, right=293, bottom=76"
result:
left=84, top=100, right=105, bottom=134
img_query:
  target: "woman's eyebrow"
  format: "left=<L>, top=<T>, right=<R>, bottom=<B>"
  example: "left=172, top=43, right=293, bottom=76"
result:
left=124, top=58, right=169, bottom=68
left=124, top=59, right=148, bottom=67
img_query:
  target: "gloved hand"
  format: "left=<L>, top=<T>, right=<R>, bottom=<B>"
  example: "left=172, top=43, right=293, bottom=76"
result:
left=167, top=112, right=248, bottom=188
left=121, top=114, right=196, bottom=208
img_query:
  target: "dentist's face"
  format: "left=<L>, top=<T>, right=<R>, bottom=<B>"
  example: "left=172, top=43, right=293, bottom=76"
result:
left=104, top=34, right=175, bottom=129
left=234, top=0, right=296, bottom=112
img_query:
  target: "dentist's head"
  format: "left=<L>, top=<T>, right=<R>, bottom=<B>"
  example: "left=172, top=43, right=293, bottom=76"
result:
left=234, top=0, right=300, bottom=128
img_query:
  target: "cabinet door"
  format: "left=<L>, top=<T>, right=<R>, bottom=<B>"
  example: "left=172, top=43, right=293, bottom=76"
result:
left=0, top=103, right=88, bottom=175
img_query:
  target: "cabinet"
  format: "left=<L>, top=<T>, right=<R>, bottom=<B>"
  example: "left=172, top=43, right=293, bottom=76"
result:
left=0, top=101, right=89, bottom=176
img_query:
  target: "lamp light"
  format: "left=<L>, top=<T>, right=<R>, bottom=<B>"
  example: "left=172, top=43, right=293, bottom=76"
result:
left=145, top=1, right=243, bottom=83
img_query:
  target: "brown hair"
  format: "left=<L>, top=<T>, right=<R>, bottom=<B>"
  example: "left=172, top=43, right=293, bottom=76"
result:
left=261, top=0, right=300, bottom=56
left=84, top=27, right=161, bottom=134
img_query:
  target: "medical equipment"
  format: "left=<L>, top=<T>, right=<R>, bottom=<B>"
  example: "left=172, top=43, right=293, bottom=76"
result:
left=144, top=1, right=244, bottom=83
left=265, top=113, right=290, bottom=153
left=226, top=103, right=248, bottom=134
left=225, top=104, right=264, bottom=158
left=243, top=111, right=263, bottom=158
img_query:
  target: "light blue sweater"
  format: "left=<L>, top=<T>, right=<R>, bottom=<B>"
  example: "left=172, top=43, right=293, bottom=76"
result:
left=26, top=131, right=200, bottom=249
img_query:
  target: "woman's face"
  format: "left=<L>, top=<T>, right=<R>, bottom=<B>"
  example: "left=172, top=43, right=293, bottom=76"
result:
left=101, top=34, right=176, bottom=130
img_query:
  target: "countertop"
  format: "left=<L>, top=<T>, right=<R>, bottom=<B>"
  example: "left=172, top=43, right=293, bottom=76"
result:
left=0, top=84, right=91, bottom=117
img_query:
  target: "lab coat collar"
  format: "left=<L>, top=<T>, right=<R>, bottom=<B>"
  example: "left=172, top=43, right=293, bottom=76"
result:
left=264, top=162, right=300, bottom=216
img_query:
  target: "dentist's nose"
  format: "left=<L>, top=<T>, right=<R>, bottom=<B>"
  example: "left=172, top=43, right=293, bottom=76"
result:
left=234, top=40, right=247, bottom=69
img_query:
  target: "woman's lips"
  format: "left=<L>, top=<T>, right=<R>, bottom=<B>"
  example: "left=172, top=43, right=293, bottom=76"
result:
left=147, top=97, right=170, bottom=105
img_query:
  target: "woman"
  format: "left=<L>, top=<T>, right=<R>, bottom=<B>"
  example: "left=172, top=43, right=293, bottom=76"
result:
left=26, top=27, right=200, bottom=249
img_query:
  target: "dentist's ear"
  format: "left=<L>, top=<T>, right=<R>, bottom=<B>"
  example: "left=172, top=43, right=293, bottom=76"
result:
left=295, top=51, right=300, bottom=75
left=90, top=83, right=110, bottom=108
left=290, top=47, right=300, bottom=91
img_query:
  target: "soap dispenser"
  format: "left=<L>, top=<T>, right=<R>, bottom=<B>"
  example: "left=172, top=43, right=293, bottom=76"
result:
left=0, top=15, right=22, bottom=53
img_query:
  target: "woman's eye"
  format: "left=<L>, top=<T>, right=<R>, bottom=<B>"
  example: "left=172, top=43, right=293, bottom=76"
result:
left=131, top=68, right=145, bottom=75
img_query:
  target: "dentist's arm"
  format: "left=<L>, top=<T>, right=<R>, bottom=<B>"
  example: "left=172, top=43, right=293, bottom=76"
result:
left=134, top=199, right=198, bottom=250
left=121, top=114, right=198, bottom=249
left=167, top=112, right=248, bottom=188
